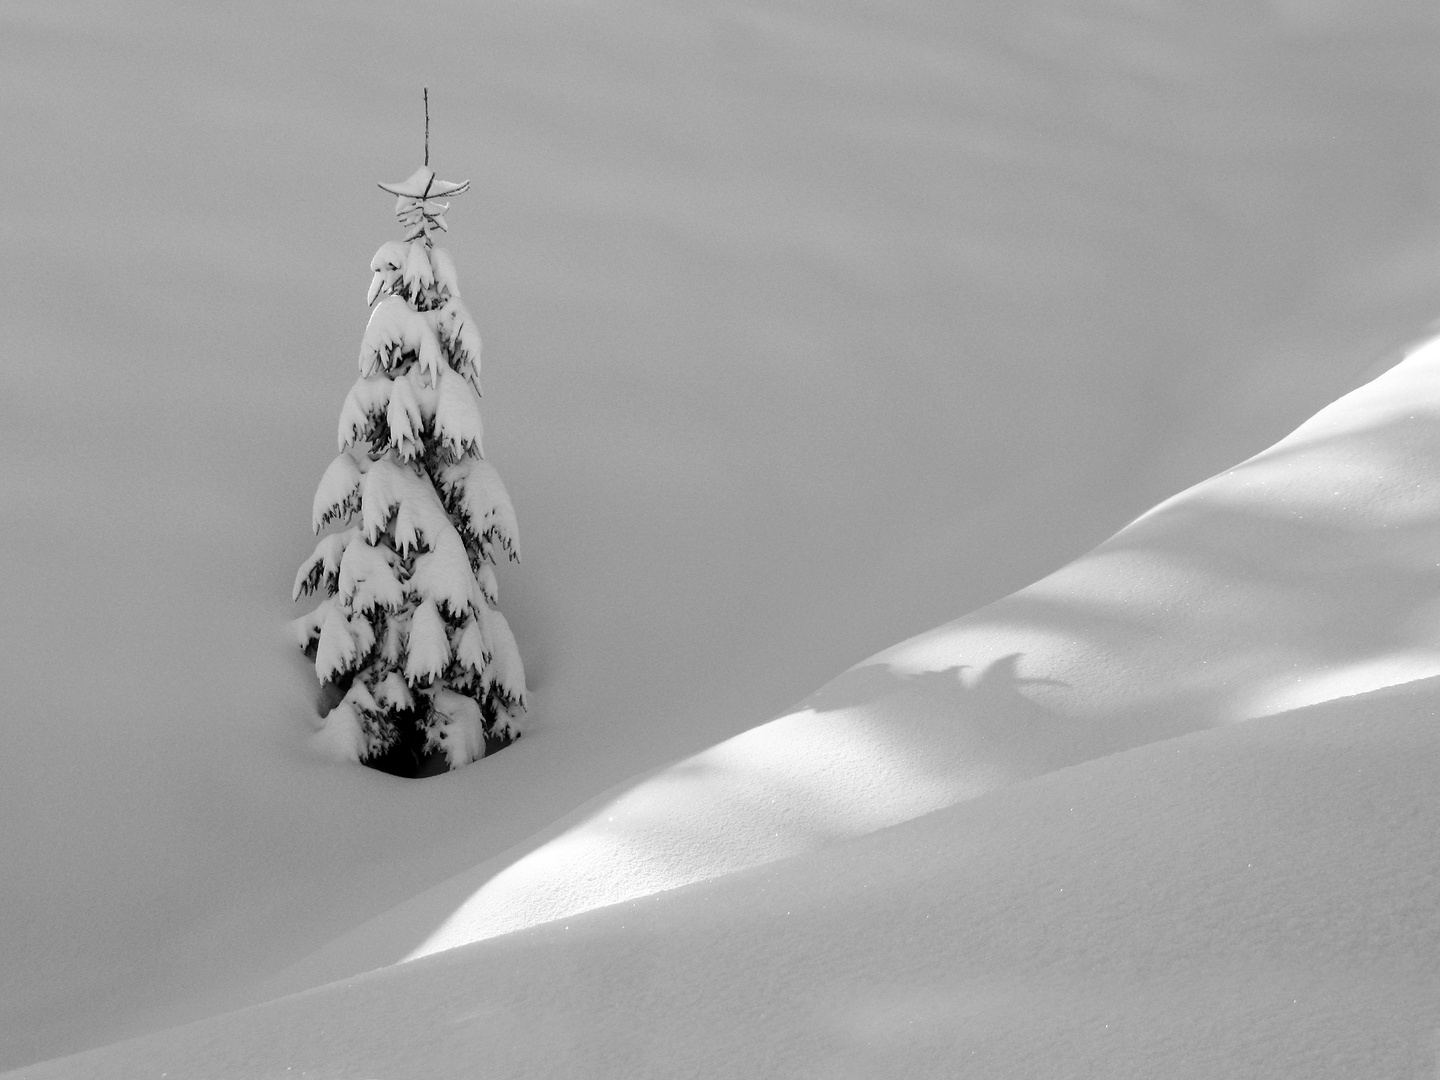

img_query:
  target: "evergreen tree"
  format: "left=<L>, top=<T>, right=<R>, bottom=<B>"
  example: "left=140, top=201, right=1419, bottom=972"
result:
left=293, top=160, right=526, bottom=777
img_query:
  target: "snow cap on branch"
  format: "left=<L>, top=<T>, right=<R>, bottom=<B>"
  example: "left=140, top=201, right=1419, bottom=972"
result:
left=312, top=453, right=363, bottom=533
left=337, top=538, right=405, bottom=614
left=440, top=456, right=519, bottom=560
left=379, top=166, right=470, bottom=244
left=294, top=528, right=358, bottom=600
left=379, top=166, right=469, bottom=200
left=359, top=296, right=444, bottom=380
left=429, top=689, right=486, bottom=769
left=477, top=603, right=526, bottom=710
left=405, top=599, right=452, bottom=685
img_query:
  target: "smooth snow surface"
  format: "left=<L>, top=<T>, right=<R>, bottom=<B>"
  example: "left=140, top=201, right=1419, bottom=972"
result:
left=5, top=0, right=1440, bottom=1076
left=21, top=677, right=1440, bottom=1079
left=273, top=334, right=1440, bottom=980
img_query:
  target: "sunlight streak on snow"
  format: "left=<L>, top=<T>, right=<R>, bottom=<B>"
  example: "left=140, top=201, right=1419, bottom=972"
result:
left=1232, top=649, right=1440, bottom=721
left=405, top=706, right=991, bottom=959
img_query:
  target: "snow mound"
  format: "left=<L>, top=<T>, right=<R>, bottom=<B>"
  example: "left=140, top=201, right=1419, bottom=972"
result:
left=20, top=671, right=1440, bottom=1079
left=284, top=334, right=1440, bottom=974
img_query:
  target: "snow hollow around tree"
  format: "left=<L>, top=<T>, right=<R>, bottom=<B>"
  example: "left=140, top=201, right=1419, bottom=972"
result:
left=293, top=165, right=527, bottom=777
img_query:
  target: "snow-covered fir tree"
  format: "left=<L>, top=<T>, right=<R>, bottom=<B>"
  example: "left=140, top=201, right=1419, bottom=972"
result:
left=293, top=163, right=526, bottom=777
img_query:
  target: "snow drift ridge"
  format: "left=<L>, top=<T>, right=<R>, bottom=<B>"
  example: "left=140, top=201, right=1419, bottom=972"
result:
left=270, top=333, right=1440, bottom=993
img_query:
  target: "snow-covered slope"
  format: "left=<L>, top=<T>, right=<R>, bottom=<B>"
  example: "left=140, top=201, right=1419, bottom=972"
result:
left=20, top=676, right=1440, bottom=1079
left=263, top=330, right=1440, bottom=994
left=5, top=0, right=1440, bottom=1074
left=16, top=242, right=1440, bottom=1080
